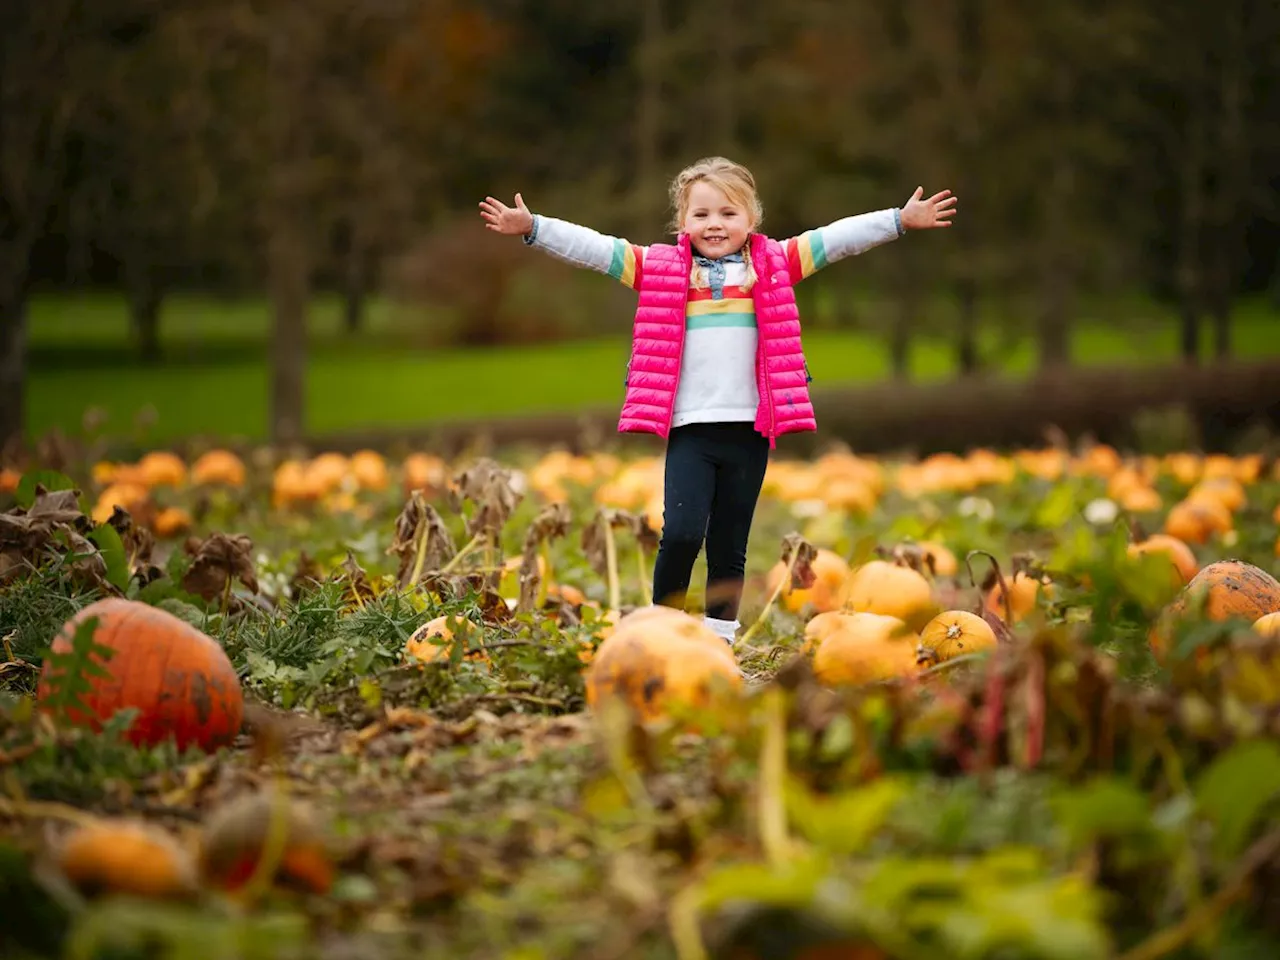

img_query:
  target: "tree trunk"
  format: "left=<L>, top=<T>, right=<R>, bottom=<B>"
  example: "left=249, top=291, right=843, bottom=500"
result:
left=890, top=248, right=917, bottom=380
left=126, top=263, right=163, bottom=363
left=1174, top=47, right=1208, bottom=365
left=634, top=0, right=663, bottom=236
left=953, top=0, right=982, bottom=377
left=1037, top=63, right=1075, bottom=373
left=343, top=248, right=367, bottom=335
left=267, top=217, right=309, bottom=447
left=1205, top=0, right=1248, bottom=362
left=0, top=288, right=27, bottom=451
left=956, top=278, right=979, bottom=375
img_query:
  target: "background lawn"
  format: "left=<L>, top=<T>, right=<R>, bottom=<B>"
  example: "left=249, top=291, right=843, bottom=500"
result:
left=24, top=292, right=1280, bottom=444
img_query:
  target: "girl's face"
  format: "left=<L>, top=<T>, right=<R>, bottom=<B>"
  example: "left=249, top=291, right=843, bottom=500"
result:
left=682, top=180, right=752, bottom=258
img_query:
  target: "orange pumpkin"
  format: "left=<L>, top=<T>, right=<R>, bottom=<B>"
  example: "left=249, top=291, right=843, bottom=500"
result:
left=1164, top=498, right=1232, bottom=545
left=348, top=449, right=389, bottom=492
left=405, top=615, right=487, bottom=664
left=58, top=819, right=198, bottom=899
left=199, top=790, right=333, bottom=896
left=36, top=599, right=244, bottom=753
left=916, top=611, right=998, bottom=667
left=191, top=450, right=246, bottom=487
left=137, top=451, right=187, bottom=488
left=983, top=570, right=1050, bottom=624
left=800, top=612, right=918, bottom=686
left=1253, top=612, right=1280, bottom=639
left=1127, top=534, right=1198, bottom=587
left=765, top=548, right=850, bottom=614
left=585, top=608, right=739, bottom=723
left=837, top=560, right=938, bottom=631
left=1150, top=560, right=1280, bottom=658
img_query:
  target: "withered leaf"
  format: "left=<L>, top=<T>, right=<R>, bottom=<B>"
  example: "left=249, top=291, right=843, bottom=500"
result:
left=581, top=508, right=641, bottom=578
left=106, top=505, right=155, bottom=572
left=182, top=532, right=259, bottom=605
left=290, top=550, right=324, bottom=599
left=517, top=502, right=571, bottom=614
left=449, top=458, right=522, bottom=539
left=387, top=492, right=457, bottom=588
left=779, top=532, right=818, bottom=591
left=330, top=551, right=376, bottom=607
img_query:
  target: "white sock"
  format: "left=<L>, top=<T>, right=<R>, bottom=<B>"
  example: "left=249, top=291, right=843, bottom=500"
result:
left=704, top=616, right=739, bottom=645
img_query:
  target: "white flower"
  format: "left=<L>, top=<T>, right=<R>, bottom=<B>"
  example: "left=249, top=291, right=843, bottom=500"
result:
left=958, top=496, right=994, bottom=521
left=790, top=498, right=827, bottom=519
left=1084, top=498, right=1119, bottom=525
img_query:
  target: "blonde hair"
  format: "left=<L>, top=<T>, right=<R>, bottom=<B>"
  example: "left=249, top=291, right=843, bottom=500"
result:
left=667, top=156, right=762, bottom=292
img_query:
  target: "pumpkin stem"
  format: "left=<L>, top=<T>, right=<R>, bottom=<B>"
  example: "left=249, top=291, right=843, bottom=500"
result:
left=636, top=545, right=651, bottom=607
left=758, top=687, right=791, bottom=867
left=739, top=548, right=796, bottom=649
left=604, top=522, right=620, bottom=612
left=966, top=550, right=1012, bottom=626
left=407, top=504, right=432, bottom=588
left=440, top=531, right=487, bottom=575
left=241, top=780, right=292, bottom=904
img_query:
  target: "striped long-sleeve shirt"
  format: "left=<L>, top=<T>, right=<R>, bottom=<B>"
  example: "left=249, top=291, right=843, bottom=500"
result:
left=524, top=209, right=904, bottom=428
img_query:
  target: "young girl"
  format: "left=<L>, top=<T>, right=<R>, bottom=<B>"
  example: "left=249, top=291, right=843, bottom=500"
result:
left=479, top=157, right=956, bottom=646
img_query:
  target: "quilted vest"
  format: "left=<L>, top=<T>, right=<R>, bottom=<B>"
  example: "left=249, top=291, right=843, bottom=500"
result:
left=617, top=232, right=815, bottom=448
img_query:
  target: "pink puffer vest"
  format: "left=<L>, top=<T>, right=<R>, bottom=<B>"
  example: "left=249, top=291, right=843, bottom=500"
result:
left=617, top=232, right=815, bottom=449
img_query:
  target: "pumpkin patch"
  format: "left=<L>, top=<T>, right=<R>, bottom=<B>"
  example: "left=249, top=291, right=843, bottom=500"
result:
left=5, top=440, right=1280, bottom=957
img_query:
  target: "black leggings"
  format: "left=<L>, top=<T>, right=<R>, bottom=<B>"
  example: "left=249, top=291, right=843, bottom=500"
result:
left=651, top=422, right=770, bottom=622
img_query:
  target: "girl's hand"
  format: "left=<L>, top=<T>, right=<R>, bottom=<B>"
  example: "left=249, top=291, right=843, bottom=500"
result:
left=479, top=193, right=535, bottom=236
left=900, top=187, right=957, bottom=230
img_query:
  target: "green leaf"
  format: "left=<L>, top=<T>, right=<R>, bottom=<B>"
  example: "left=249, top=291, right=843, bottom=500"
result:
left=15, top=470, right=77, bottom=509
left=88, top=524, right=130, bottom=593
left=1033, top=481, right=1079, bottom=530
left=1050, top=777, right=1151, bottom=852
left=1195, top=740, right=1280, bottom=860
left=693, top=856, right=826, bottom=913
left=786, top=777, right=905, bottom=856
left=37, top=615, right=115, bottom=721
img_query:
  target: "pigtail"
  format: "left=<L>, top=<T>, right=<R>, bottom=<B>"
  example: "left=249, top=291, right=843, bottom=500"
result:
left=740, top=244, right=757, bottom=293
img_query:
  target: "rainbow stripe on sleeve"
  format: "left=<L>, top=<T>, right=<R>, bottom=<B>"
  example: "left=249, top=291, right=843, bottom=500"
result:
left=607, top=240, right=645, bottom=289
left=784, top=231, right=828, bottom=284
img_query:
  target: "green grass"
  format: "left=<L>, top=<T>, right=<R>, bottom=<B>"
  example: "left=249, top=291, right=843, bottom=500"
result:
left=24, top=291, right=1280, bottom=443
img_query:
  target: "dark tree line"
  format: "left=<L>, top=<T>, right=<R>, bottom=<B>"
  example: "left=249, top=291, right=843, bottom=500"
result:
left=3, top=0, right=1279, bottom=448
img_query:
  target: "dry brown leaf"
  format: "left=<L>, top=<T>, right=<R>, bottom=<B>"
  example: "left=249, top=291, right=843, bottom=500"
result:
left=449, top=458, right=522, bottom=539
left=387, top=492, right=457, bottom=588
left=517, top=502, right=571, bottom=613
left=780, top=532, right=818, bottom=591
left=182, top=532, right=259, bottom=605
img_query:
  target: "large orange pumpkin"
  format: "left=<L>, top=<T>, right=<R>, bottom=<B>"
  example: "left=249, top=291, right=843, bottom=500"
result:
left=1150, top=560, right=1280, bottom=658
left=800, top=612, right=918, bottom=686
left=837, top=560, right=938, bottom=631
left=585, top=608, right=739, bottom=723
left=37, top=598, right=244, bottom=753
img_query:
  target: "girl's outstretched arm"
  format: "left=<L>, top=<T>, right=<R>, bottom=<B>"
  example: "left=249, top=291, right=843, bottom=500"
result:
left=782, top=187, right=957, bottom=284
left=478, top=193, right=645, bottom=289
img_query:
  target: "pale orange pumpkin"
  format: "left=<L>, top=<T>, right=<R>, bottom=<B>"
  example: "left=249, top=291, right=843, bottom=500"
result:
left=37, top=599, right=244, bottom=753
left=1164, top=498, right=1232, bottom=545
left=916, top=611, right=998, bottom=666
left=765, top=548, right=850, bottom=614
left=1127, top=534, right=1199, bottom=587
left=800, top=612, right=918, bottom=686
left=585, top=608, right=739, bottom=723
left=837, top=560, right=938, bottom=631
left=984, top=570, right=1050, bottom=625
left=58, top=819, right=198, bottom=899
left=191, top=450, right=246, bottom=487
left=405, top=615, right=487, bottom=664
